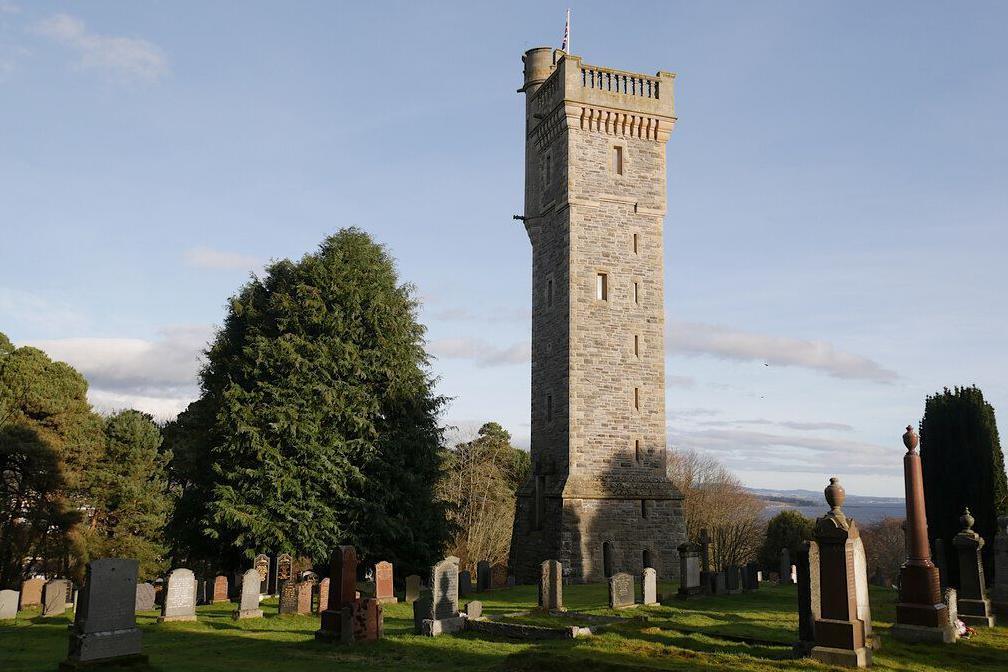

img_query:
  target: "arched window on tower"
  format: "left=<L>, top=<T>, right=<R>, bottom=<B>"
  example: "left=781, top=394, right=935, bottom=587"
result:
left=643, top=549, right=653, bottom=570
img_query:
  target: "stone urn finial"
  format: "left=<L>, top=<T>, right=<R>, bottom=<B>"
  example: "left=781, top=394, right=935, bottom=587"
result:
left=825, top=477, right=845, bottom=513
left=960, top=507, right=975, bottom=532
left=902, top=425, right=918, bottom=452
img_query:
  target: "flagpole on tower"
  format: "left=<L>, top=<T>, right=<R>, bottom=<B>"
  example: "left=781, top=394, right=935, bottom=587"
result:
left=562, top=8, right=571, bottom=53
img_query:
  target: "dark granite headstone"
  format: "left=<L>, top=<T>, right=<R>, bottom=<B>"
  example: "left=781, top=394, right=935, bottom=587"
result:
left=794, top=541, right=816, bottom=654
left=458, top=570, right=472, bottom=597
left=991, top=516, right=1008, bottom=615
left=953, top=508, right=995, bottom=627
left=158, top=568, right=197, bottom=622
left=725, top=566, right=742, bottom=595
left=779, top=547, right=793, bottom=585
left=278, top=580, right=298, bottom=615
left=744, top=562, right=760, bottom=591
left=42, top=579, right=68, bottom=617
left=315, top=545, right=358, bottom=641
left=708, top=571, right=727, bottom=595
left=61, top=558, right=145, bottom=669
left=0, top=590, right=18, bottom=620
left=608, top=572, right=634, bottom=608
left=134, top=583, right=155, bottom=612
left=476, top=560, right=491, bottom=591
left=271, top=553, right=292, bottom=595
left=375, top=561, right=396, bottom=603
left=405, top=574, right=421, bottom=604
left=412, top=589, right=432, bottom=634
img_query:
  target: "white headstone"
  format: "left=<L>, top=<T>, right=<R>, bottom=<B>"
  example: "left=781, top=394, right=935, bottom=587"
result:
left=158, top=568, right=197, bottom=622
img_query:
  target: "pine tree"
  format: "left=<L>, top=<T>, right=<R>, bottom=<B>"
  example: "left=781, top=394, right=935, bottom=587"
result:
left=921, top=386, right=1008, bottom=585
left=167, top=229, right=450, bottom=574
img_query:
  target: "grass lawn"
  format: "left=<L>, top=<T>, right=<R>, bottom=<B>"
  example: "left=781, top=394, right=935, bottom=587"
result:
left=2, top=582, right=1005, bottom=671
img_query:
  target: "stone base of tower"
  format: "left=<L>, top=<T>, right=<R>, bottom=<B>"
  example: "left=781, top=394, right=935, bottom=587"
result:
left=510, top=478, right=685, bottom=584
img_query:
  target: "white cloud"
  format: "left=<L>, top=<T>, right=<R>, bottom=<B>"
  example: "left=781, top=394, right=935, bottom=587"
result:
left=698, top=418, right=854, bottom=432
left=30, top=325, right=211, bottom=420
left=667, top=321, right=899, bottom=383
left=183, top=246, right=262, bottom=271
left=36, top=13, right=167, bottom=81
left=428, top=338, right=530, bottom=367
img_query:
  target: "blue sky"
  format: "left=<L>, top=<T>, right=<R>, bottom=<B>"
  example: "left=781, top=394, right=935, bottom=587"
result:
left=2, top=2, right=1005, bottom=497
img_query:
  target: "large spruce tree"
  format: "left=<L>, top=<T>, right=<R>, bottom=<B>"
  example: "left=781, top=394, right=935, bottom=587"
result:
left=168, top=229, right=450, bottom=573
left=921, top=386, right=1007, bottom=584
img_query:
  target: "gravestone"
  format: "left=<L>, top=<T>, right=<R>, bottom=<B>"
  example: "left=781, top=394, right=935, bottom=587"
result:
left=608, top=572, right=634, bottom=609
left=348, top=597, right=383, bottom=642
left=412, top=589, right=432, bottom=634
left=944, top=588, right=959, bottom=631
left=698, top=528, right=711, bottom=572
left=465, top=600, right=483, bottom=619
left=809, top=478, right=871, bottom=668
left=232, top=568, right=264, bottom=619
left=953, top=507, right=995, bottom=627
left=213, top=575, right=229, bottom=603
left=405, top=574, right=421, bottom=604
left=61, top=558, right=145, bottom=669
left=744, top=562, right=760, bottom=591
left=725, top=566, right=742, bottom=595
left=476, top=560, right=491, bottom=591
left=374, top=561, right=397, bottom=604
left=19, top=577, right=44, bottom=609
left=992, top=516, right=1008, bottom=615
left=42, top=579, right=68, bottom=617
left=317, top=577, right=330, bottom=613
left=296, top=580, right=313, bottom=614
left=779, top=548, right=793, bottom=585
left=0, top=590, right=18, bottom=620
left=641, top=567, right=658, bottom=605
left=278, top=580, right=298, bottom=615
left=934, top=538, right=948, bottom=592
left=458, top=570, right=472, bottom=597
left=159, top=568, right=197, bottom=622
left=315, top=545, right=358, bottom=642
left=270, top=553, right=292, bottom=595
left=538, top=559, right=563, bottom=611
left=254, top=554, right=270, bottom=594
left=134, top=583, right=155, bottom=612
left=193, top=576, right=209, bottom=606
left=432, top=556, right=460, bottom=619
left=708, top=571, right=727, bottom=595
left=676, top=542, right=702, bottom=598
left=794, top=541, right=818, bottom=655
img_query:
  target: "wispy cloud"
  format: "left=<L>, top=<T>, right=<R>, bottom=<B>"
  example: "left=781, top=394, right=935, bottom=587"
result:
left=35, top=13, right=167, bottom=81
left=667, top=321, right=899, bottom=383
left=698, top=418, right=854, bottom=432
left=0, top=287, right=89, bottom=332
left=183, top=246, right=261, bottom=271
left=0, top=2, right=20, bottom=15
left=428, top=338, right=530, bottom=367
left=30, top=325, right=211, bottom=420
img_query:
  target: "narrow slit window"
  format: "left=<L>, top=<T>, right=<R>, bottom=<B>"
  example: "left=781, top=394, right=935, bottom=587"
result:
left=633, top=233, right=639, bottom=254
left=547, top=394, right=553, bottom=422
left=546, top=277, right=553, bottom=307
left=633, top=281, right=639, bottom=305
left=613, top=146, right=624, bottom=175
left=634, top=387, right=640, bottom=411
left=641, top=499, right=649, bottom=518
left=634, top=334, right=640, bottom=357
left=635, top=439, right=641, bottom=463
left=545, top=154, right=551, bottom=183
left=596, top=273, right=608, bottom=301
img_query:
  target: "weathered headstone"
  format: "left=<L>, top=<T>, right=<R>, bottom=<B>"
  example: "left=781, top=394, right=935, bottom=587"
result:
left=465, top=600, right=483, bottom=619
left=744, top=562, right=760, bottom=591
left=278, top=580, right=299, bottom=615
left=641, top=567, right=658, bottom=605
left=405, top=574, right=421, bottom=604
left=708, top=571, right=727, bottom=595
left=42, top=579, right=69, bottom=617
left=348, top=598, right=383, bottom=642
left=269, top=553, right=292, bottom=595
left=992, top=515, right=1008, bottom=616
left=412, top=589, right=432, bottom=634
left=458, top=570, right=472, bottom=597
left=232, top=568, right=264, bottom=619
left=794, top=541, right=817, bottom=655
left=418, top=556, right=464, bottom=636
left=808, top=478, right=872, bottom=668
left=944, top=588, right=959, bottom=631
left=315, top=545, right=359, bottom=642
left=61, top=558, right=145, bottom=669
left=317, top=577, right=330, bottom=613
left=213, top=575, right=229, bottom=603
left=19, top=577, right=44, bottom=609
left=538, top=559, right=563, bottom=611
left=953, top=507, right=995, bottom=627
left=193, top=576, right=209, bottom=606
left=296, top=580, right=313, bottom=615
left=135, top=583, right=155, bottom=612
left=608, top=572, right=634, bottom=609
left=476, top=560, right=491, bottom=592
left=254, top=554, right=270, bottom=594
left=676, top=542, right=702, bottom=598
left=891, top=425, right=956, bottom=643
left=779, top=547, right=794, bottom=585
left=725, top=566, right=742, bottom=595
left=374, top=561, right=397, bottom=604
left=158, top=568, right=197, bottom=622
left=0, top=590, right=18, bottom=620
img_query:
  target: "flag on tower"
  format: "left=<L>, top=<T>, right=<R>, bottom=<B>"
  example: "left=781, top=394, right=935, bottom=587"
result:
left=561, top=9, right=571, bottom=52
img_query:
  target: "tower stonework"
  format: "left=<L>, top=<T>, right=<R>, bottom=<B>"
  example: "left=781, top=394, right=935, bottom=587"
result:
left=510, top=48, right=685, bottom=584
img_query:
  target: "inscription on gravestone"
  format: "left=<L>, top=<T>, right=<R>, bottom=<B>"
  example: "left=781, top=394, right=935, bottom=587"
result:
left=609, top=572, right=634, bottom=609
left=278, top=580, right=298, bottom=615
left=432, top=556, right=460, bottom=620
left=254, top=554, right=270, bottom=594
left=375, top=561, right=397, bottom=604
left=62, top=558, right=145, bottom=668
left=159, top=568, right=197, bottom=622
left=0, top=590, right=18, bottom=620
left=296, top=581, right=313, bottom=614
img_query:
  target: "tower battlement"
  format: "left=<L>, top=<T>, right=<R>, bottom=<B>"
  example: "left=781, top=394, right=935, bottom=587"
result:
left=510, top=47, right=685, bottom=584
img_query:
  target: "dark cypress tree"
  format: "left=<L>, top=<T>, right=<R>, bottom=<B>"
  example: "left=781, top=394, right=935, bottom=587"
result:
left=167, top=229, right=450, bottom=575
left=920, top=386, right=1008, bottom=585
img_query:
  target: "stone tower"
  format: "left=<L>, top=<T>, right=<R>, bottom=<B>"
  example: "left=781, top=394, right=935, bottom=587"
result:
left=509, top=47, right=685, bottom=583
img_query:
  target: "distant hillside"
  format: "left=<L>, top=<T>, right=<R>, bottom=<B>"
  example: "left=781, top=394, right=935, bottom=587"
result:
left=747, top=487, right=905, bottom=524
